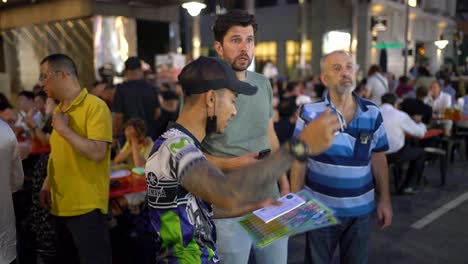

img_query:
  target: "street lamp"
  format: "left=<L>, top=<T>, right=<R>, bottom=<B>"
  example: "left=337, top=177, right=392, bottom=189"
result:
left=182, top=1, right=206, bottom=59
left=182, top=1, right=207, bottom=17
left=403, top=0, right=417, bottom=76
left=434, top=36, right=449, bottom=50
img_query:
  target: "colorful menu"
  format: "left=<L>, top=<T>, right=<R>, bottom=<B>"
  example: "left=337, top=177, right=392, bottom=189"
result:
left=239, top=188, right=338, bottom=248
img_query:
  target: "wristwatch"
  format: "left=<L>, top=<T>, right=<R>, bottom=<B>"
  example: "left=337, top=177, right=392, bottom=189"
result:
left=288, top=138, right=309, bottom=162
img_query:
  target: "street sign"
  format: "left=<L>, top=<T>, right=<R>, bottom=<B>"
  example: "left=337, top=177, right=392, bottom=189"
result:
left=373, top=42, right=404, bottom=49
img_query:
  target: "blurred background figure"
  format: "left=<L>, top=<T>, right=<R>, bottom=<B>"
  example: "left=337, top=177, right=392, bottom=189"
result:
left=0, top=119, right=25, bottom=264
left=424, top=80, right=452, bottom=117
left=365, top=65, right=388, bottom=105
left=112, top=56, right=160, bottom=141
left=355, top=78, right=369, bottom=99
left=274, top=99, right=298, bottom=144
left=154, top=90, right=180, bottom=139
left=16, top=90, right=41, bottom=135
left=440, top=75, right=456, bottom=105
left=21, top=97, right=59, bottom=263
left=113, top=118, right=153, bottom=168
left=90, top=81, right=107, bottom=97
left=380, top=93, right=427, bottom=194
left=395, top=76, right=413, bottom=99
left=413, top=66, right=436, bottom=93
left=262, top=60, right=279, bottom=81
left=401, top=86, right=433, bottom=125
left=0, top=93, right=21, bottom=135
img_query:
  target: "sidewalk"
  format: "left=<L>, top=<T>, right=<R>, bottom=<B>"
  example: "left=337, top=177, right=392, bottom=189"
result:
left=286, top=157, right=468, bottom=264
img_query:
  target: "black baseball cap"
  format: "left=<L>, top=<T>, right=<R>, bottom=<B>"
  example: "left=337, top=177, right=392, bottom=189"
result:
left=124, top=56, right=141, bottom=71
left=178, top=56, right=257, bottom=96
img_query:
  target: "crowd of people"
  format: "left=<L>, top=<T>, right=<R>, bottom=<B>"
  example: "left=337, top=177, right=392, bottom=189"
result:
left=1, top=8, right=468, bottom=264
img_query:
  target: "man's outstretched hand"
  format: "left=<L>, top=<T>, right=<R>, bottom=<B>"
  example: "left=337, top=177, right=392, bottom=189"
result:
left=299, top=108, right=341, bottom=155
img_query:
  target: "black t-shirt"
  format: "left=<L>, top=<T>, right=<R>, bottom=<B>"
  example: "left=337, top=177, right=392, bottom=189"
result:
left=154, top=109, right=179, bottom=140
left=274, top=117, right=295, bottom=144
left=400, top=98, right=433, bottom=125
left=112, top=80, right=160, bottom=139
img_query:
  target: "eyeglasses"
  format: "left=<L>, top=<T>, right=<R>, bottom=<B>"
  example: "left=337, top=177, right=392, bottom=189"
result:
left=38, top=71, right=62, bottom=82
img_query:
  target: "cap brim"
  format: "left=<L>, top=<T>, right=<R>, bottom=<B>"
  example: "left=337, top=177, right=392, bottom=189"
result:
left=229, top=80, right=257, bottom=95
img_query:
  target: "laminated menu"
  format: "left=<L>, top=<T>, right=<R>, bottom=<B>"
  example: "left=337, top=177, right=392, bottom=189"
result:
left=239, top=187, right=338, bottom=248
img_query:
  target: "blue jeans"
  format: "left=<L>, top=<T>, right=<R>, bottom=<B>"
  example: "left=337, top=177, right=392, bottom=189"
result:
left=304, top=214, right=371, bottom=264
left=214, top=216, right=288, bottom=264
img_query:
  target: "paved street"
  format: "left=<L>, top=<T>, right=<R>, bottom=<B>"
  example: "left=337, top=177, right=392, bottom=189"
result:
left=284, top=156, right=468, bottom=264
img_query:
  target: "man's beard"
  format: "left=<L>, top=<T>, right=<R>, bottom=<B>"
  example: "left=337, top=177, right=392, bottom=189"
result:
left=336, top=85, right=355, bottom=94
left=336, top=78, right=355, bottom=94
left=231, top=54, right=252, bottom=71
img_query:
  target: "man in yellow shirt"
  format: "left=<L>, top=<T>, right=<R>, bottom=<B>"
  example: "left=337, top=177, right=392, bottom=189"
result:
left=38, top=54, right=112, bottom=264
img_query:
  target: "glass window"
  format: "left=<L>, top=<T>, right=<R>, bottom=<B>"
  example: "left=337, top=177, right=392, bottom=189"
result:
left=285, top=40, right=312, bottom=80
left=255, top=41, right=277, bottom=72
left=322, top=31, right=350, bottom=55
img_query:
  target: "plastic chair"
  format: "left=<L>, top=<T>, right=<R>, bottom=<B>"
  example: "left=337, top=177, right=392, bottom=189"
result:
left=424, top=147, right=447, bottom=186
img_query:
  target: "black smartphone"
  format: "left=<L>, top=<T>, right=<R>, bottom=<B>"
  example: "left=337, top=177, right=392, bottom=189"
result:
left=257, top=149, right=271, bottom=159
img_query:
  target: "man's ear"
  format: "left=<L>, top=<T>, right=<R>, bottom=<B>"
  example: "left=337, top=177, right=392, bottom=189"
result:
left=205, top=90, right=216, bottom=108
left=320, top=74, right=327, bottom=87
left=214, top=41, right=223, bottom=58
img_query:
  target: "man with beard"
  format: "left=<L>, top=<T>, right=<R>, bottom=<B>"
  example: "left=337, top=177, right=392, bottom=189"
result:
left=201, top=10, right=290, bottom=264
left=291, top=50, right=393, bottom=264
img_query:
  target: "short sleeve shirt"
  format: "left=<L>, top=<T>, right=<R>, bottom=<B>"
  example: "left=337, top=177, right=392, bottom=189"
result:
left=48, top=89, right=112, bottom=216
left=293, top=93, right=389, bottom=217
left=112, top=80, right=160, bottom=138
left=145, top=124, right=219, bottom=263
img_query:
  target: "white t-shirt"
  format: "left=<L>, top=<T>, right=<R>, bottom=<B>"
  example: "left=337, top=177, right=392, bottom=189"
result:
left=366, top=73, right=388, bottom=105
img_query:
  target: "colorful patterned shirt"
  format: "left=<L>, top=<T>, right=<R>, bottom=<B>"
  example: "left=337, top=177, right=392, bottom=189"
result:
left=145, top=123, right=219, bottom=263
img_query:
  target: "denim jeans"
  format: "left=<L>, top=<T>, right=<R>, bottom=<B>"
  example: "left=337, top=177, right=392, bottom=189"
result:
left=214, top=216, right=288, bottom=264
left=304, top=214, right=371, bottom=264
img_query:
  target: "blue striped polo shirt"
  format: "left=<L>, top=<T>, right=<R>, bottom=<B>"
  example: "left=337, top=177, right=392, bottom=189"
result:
left=293, top=93, right=389, bottom=217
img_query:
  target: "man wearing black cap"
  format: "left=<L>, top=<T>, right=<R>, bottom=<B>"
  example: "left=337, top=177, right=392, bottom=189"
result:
left=144, top=56, right=340, bottom=263
left=112, top=56, right=160, bottom=140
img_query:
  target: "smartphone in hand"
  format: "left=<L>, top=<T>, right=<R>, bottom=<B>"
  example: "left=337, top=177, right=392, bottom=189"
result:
left=257, top=149, right=271, bottom=160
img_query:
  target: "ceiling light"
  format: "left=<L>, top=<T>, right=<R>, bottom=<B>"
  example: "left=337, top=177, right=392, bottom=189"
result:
left=182, top=1, right=206, bottom=17
left=434, top=36, right=449, bottom=50
left=408, top=0, right=417, bottom=7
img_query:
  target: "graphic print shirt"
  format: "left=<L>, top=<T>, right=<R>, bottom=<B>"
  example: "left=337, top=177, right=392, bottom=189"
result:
left=145, top=123, right=219, bottom=263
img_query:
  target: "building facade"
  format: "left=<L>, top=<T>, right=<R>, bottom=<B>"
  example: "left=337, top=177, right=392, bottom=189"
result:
left=199, top=0, right=457, bottom=80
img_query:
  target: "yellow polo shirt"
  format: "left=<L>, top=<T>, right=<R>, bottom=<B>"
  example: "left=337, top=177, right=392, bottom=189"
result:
left=48, top=89, right=112, bottom=216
